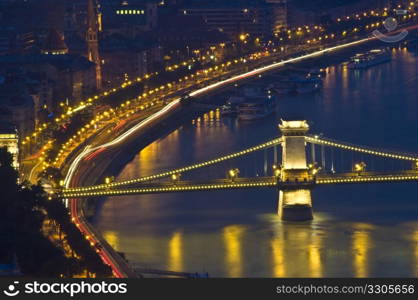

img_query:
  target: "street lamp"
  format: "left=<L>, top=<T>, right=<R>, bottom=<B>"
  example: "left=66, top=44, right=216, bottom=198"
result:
left=354, top=162, right=366, bottom=173
left=228, top=168, right=239, bottom=181
left=308, top=163, right=321, bottom=176
left=272, top=164, right=282, bottom=178
left=171, top=173, right=181, bottom=183
left=104, top=176, right=114, bottom=185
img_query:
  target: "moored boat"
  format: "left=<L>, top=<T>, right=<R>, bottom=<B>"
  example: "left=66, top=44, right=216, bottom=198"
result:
left=269, top=74, right=322, bottom=95
left=348, top=48, right=391, bottom=69
left=237, top=94, right=277, bottom=121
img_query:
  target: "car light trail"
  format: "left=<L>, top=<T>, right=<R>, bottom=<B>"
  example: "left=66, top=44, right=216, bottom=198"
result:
left=189, top=37, right=374, bottom=98
left=63, top=99, right=181, bottom=188
left=84, top=147, right=107, bottom=161
left=63, top=99, right=182, bottom=278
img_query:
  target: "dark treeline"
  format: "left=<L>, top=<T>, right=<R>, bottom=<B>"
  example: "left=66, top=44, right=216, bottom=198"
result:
left=0, top=147, right=111, bottom=277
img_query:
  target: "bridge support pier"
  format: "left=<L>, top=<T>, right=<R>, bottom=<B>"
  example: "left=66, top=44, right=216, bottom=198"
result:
left=278, top=120, right=313, bottom=221
left=278, top=189, right=313, bottom=221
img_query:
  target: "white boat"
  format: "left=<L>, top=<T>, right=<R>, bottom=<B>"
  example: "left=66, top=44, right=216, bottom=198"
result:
left=237, top=95, right=277, bottom=121
left=348, top=49, right=391, bottom=69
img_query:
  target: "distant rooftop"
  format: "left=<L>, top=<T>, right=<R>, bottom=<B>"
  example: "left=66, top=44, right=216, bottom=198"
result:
left=42, top=29, right=68, bottom=54
left=0, top=53, right=95, bottom=71
left=99, top=34, right=159, bottom=52
left=289, top=0, right=364, bottom=12
left=0, top=121, right=16, bottom=134
left=182, top=0, right=274, bottom=8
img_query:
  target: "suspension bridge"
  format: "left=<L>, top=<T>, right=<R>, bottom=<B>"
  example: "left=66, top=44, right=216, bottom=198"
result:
left=60, top=120, right=418, bottom=221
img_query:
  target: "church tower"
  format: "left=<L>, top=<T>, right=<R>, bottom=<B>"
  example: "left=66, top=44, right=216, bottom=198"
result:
left=86, top=0, right=102, bottom=90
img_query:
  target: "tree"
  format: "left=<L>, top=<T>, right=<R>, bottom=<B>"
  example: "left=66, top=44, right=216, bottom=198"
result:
left=0, top=147, right=75, bottom=277
left=45, top=199, right=112, bottom=277
left=0, top=148, right=19, bottom=263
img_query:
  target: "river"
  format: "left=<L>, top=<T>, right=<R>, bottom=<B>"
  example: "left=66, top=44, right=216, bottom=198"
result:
left=94, top=47, right=418, bottom=277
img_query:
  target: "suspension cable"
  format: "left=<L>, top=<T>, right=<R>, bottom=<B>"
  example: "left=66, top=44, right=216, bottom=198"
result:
left=64, top=137, right=282, bottom=192
left=306, top=135, right=418, bottom=161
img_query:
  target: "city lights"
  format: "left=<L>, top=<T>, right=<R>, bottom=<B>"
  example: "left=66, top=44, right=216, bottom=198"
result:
left=6, top=0, right=418, bottom=281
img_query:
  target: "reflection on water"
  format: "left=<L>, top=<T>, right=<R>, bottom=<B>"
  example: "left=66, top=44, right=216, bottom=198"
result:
left=270, top=221, right=323, bottom=277
left=223, top=225, right=245, bottom=277
left=308, top=233, right=323, bottom=277
left=95, top=48, right=418, bottom=277
left=412, top=230, right=418, bottom=277
left=103, top=230, right=119, bottom=251
left=168, top=231, right=183, bottom=271
left=351, top=224, right=373, bottom=278
left=271, top=234, right=285, bottom=277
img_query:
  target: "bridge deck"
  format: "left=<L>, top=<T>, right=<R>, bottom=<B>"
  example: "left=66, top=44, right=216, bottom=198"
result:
left=60, top=171, right=418, bottom=198
left=317, top=171, right=418, bottom=184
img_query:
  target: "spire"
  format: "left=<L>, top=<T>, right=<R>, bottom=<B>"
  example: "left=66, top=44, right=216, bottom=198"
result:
left=86, top=0, right=102, bottom=90
left=87, top=0, right=97, bottom=31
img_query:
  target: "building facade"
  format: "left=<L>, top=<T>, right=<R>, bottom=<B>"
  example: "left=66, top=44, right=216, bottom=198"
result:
left=179, top=0, right=287, bottom=40
left=0, top=122, right=19, bottom=169
left=286, top=0, right=390, bottom=26
left=100, top=34, right=162, bottom=86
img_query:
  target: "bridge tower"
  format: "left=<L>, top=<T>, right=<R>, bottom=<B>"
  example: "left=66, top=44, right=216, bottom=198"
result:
left=278, top=120, right=313, bottom=221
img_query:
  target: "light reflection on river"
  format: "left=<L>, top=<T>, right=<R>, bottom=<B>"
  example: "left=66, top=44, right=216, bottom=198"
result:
left=95, top=48, right=418, bottom=277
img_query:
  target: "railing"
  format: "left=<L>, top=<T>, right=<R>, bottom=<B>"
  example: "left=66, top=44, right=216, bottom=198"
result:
left=316, top=171, right=418, bottom=184
left=60, top=170, right=418, bottom=198
left=61, top=133, right=418, bottom=196
left=63, top=137, right=282, bottom=193
left=61, top=177, right=278, bottom=198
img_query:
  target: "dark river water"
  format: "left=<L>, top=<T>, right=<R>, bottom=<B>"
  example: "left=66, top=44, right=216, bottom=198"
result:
left=94, top=47, right=418, bottom=277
